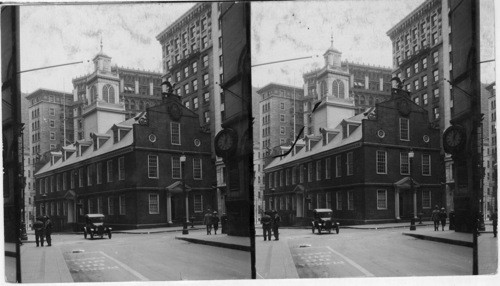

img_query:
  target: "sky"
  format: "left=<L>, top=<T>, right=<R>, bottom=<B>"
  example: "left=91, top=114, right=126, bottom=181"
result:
left=251, top=0, right=496, bottom=88
left=20, top=2, right=195, bottom=94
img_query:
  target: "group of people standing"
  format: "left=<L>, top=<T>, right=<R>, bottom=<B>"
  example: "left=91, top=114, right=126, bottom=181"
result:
left=203, top=210, right=226, bottom=235
left=260, top=210, right=281, bottom=241
left=430, top=205, right=448, bottom=231
left=33, top=216, right=53, bottom=247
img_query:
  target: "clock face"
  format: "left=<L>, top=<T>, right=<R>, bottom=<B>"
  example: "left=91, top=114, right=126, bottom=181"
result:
left=443, top=125, right=466, bottom=155
left=217, top=133, right=233, bottom=151
left=214, top=128, right=238, bottom=157
left=445, top=130, right=463, bottom=147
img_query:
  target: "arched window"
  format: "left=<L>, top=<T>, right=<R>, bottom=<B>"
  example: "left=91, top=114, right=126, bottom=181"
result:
left=320, top=81, right=327, bottom=97
left=332, top=80, right=344, bottom=98
left=102, top=84, right=115, bottom=103
left=90, top=86, right=97, bottom=103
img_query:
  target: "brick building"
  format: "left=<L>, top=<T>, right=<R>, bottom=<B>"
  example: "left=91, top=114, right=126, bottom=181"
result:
left=34, top=94, right=215, bottom=231
left=257, top=83, right=304, bottom=156
left=264, top=92, right=442, bottom=225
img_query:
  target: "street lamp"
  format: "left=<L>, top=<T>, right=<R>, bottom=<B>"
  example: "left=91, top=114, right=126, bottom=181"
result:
left=408, top=150, right=416, bottom=231
left=180, top=154, right=189, bottom=235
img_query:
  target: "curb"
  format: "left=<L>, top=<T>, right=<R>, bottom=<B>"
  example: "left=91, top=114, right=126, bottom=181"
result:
left=402, top=232, right=473, bottom=248
left=175, top=236, right=251, bottom=252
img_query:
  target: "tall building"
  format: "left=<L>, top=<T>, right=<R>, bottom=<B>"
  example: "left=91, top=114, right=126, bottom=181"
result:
left=72, top=47, right=163, bottom=141
left=156, top=2, right=226, bottom=213
left=257, top=83, right=304, bottom=156
left=485, top=82, right=497, bottom=217
left=26, top=89, right=74, bottom=171
left=387, top=0, right=454, bottom=210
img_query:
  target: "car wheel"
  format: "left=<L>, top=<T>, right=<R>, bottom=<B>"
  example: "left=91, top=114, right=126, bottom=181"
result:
left=336, top=227, right=340, bottom=234
left=108, top=231, right=112, bottom=239
left=312, top=226, right=315, bottom=233
left=83, top=230, right=87, bottom=239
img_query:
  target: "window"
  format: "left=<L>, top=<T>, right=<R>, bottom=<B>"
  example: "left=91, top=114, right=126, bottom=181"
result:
left=193, top=97, right=199, bottom=109
left=203, top=55, right=209, bottom=67
left=71, top=172, right=75, bottom=189
left=172, top=157, right=181, bottom=179
left=184, top=101, right=190, bottom=109
left=423, top=93, right=428, bottom=105
left=336, top=192, right=342, bottom=210
left=79, top=168, right=84, bottom=187
left=279, top=170, right=284, bottom=186
left=414, top=62, right=419, bottom=73
left=108, top=197, right=114, bottom=215
left=62, top=172, right=67, bottom=190
left=50, top=132, right=56, bottom=140
left=194, top=194, right=203, bottom=213
left=405, top=84, right=411, bottom=92
left=433, top=69, right=439, bottom=82
left=87, top=165, right=93, bottom=186
left=307, top=162, right=313, bottom=182
left=149, top=194, right=159, bottom=214
left=97, top=197, right=103, bottom=214
left=49, top=108, right=55, bottom=116
left=377, top=190, right=387, bottom=209
left=335, top=155, right=342, bottom=177
left=171, top=122, right=181, bottom=145
left=433, top=51, right=439, bottom=63
left=422, top=154, right=431, bottom=175
left=399, top=118, right=409, bottom=141
left=323, top=158, right=331, bottom=179
left=422, top=190, right=431, bottom=209
left=148, top=155, right=158, bottom=178
left=219, top=55, right=223, bottom=67
left=376, top=150, right=387, bottom=174
left=192, top=62, right=198, bottom=73
left=184, top=83, right=190, bottom=94
left=204, top=111, right=210, bottom=123
left=406, top=67, right=411, bottom=77
left=299, top=164, right=304, bottom=183
left=203, top=92, right=209, bottom=103
left=332, top=80, right=344, bottom=98
left=192, top=79, right=198, bottom=91
left=422, top=58, right=427, bottom=69
left=176, top=71, right=181, bottom=82
left=347, top=191, right=354, bottom=210
left=413, top=96, right=420, bottom=105
left=96, top=162, right=102, bottom=184
left=433, top=107, right=440, bottom=120
left=422, top=75, right=428, bottom=87
left=432, top=32, right=438, bottom=45
left=414, top=79, right=419, bottom=90
left=326, top=192, right=332, bottom=209
left=433, top=88, right=439, bottom=99
left=78, top=199, right=84, bottom=215
left=316, top=161, right=321, bottom=181
left=102, top=85, right=115, bottom=103
left=280, top=114, right=285, bottom=122
left=119, top=195, right=126, bottom=215
left=346, top=152, right=353, bottom=175
left=118, top=157, right=125, bottom=180
left=88, top=199, right=93, bottom=214
left=49, top=120, right=55, bottom=128
left=193, top=158, right=202, bottom=179
left=400, top=152, right=410, bottom=175
left=107, top=160, right=113, bottom=182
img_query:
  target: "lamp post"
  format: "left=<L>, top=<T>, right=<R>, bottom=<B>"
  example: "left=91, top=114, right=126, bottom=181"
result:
left=409, top=150, right=416, bottom=231
left=180, top=155, right=189, bottom=235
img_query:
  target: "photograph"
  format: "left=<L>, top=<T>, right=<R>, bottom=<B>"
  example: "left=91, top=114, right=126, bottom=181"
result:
left=251, top=0, right=497, bottom=280
left=3, top=1, right=253, bottom=283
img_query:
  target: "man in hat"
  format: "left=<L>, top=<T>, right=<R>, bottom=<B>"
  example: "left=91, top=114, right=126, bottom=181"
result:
left=261, top=211, right=272, bottom=241
left=44, top=216, right=53, bottom=246
left=431, top=205, right=440, bottom=231
left=272, top=210, right=281, bottom=241
left=33, top=217, right=45, bottom=247
left=439, top=207, right=447, bottom=231
left=212, top=211, right=220, bottom=235
left=204, top=209, right=213, bottom=235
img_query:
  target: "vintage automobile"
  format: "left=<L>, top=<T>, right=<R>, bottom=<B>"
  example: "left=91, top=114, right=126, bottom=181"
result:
left=83, top=214, right=112, bottom=239
left=311, top=208, right=339, bottom=234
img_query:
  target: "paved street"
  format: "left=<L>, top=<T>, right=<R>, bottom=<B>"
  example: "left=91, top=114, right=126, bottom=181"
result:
left=21, top=229, right=251, bottom=282
left=256, top=227, right=497, bottom=278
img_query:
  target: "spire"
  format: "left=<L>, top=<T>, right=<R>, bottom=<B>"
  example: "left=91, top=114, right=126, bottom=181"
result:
left=100, top=36, right=103, bottom=53
left=330, top=33, right=334, bottom=49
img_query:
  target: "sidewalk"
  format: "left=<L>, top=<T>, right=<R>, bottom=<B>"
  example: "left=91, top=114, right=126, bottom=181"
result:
left=174, top=230, right=252, bottom=251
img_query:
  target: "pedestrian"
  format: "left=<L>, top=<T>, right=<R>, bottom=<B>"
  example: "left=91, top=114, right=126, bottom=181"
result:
left=492, top=210, right=497, bottom=238
left=33, top=217, right=45, bottom=247
left=212, top=211, right=220, bottom=235
left=204, top=209, right=212, bottom=235
left=221, top=213, right=228, bottom=234
left=261, top=211, right=272, bottom=241
left=44, top=216, right=53, bottom=246
left=439, top=207, right=447, bottom=231
left=272, top=210, right=281, bottom=241
left=431, top=205, right=440, bottom=231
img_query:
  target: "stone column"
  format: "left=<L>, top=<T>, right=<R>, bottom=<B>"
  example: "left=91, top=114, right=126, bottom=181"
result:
left=395, top=189, right=400, bottom=220
left=166, top=192, right=172, bottom=224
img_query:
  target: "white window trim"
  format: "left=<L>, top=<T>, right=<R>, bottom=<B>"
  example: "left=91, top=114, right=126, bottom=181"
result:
left=376, top=150, right=388, bottom=174
left=377, top=189, right=388, bottom=210
left=422, top=154, right=432, bottom=176
left=193, top=158, right=202, bottom=180
left=399, top=118, right=410, bottom=141
left=194, top=194, right=203, bottom=213
left=400, top=152, right=410, bottom=175
left=148, top=155, right=159, bottom=179
left=422, top=190, right=431, bottom=209
left=172, top=157, right=182, bottom=179
left=149, top=193, right=160, bottom=214
left=170, top=122, right=181, bottom=145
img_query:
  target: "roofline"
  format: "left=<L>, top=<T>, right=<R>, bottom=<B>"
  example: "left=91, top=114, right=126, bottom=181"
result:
left=155, top=2, right=206, bottom=42
left=386, top=0, right=439, bottom=38
left=257, top=82, right=304, bottom=94
left=25, top=88, right=72, bottom=99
